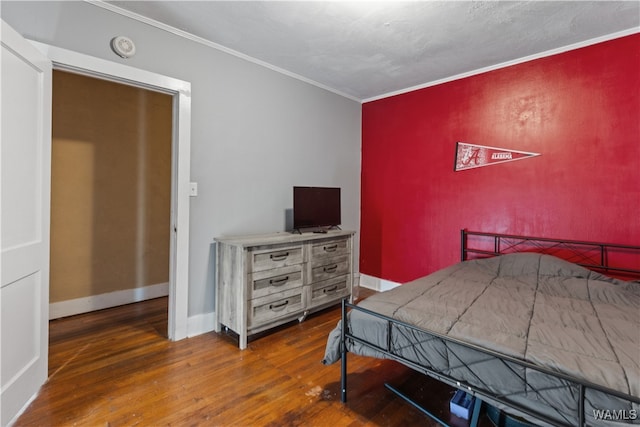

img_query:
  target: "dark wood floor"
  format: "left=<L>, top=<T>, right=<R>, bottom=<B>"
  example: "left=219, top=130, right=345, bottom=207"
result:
left=16, top=290, right=493, bottom=426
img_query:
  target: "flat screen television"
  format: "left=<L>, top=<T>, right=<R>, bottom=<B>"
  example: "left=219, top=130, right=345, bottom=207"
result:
left=293, top=186, right=341, bottom=231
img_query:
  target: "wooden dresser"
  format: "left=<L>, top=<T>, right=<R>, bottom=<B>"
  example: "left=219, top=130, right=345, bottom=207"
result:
left=214, top=230, right=355, bottom=349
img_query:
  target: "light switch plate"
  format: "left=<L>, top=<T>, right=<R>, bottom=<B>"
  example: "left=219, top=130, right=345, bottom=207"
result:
left=189, top=182, right=198, bottom=197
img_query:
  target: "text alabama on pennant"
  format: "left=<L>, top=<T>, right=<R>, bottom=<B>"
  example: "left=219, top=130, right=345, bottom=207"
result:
left=454, top=142, right=541, bottom=171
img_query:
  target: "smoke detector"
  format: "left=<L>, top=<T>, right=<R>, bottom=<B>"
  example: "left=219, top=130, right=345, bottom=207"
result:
left=110, top=36, right=136, bottom=59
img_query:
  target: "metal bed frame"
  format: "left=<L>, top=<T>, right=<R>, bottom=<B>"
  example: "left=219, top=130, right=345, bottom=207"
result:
left=339, top=230, right=640, bottom=426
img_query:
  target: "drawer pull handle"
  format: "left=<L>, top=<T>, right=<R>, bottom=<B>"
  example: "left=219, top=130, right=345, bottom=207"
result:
left=270, top=252, right=289, bottom=261
left=269, top=300, right=289, bottom=311
left=323, top=286, right=338, bottom=294
left=269, top=276, right=289, bottom=286
left=323, top=265, right=338, bottom=273
left=324, top=244, right=338, bottom=252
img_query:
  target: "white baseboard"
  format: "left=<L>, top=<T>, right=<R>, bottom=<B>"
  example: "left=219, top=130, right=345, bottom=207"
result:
left=49, top=282, right=169, bottom=320
left=183, top=273, right=376, bottom=339
left=359, top=273, right=401, bottom=292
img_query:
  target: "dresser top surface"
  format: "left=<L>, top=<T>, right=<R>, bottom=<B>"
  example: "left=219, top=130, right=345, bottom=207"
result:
left=214, top=230, right=355, bottom=248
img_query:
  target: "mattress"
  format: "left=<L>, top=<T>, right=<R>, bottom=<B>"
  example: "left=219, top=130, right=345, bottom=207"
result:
left=323, top=253, right=640, bottom=425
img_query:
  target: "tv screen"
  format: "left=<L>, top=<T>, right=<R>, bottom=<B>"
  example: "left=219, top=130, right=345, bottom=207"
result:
left=293, top=186, right=341, bottom=230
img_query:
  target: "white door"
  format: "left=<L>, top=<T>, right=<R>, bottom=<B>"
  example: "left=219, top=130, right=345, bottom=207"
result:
left=1, top=20, right=52, bottom=426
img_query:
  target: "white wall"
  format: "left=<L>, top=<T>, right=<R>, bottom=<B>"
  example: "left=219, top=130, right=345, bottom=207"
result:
left=1, top=1, right=362, bottom=320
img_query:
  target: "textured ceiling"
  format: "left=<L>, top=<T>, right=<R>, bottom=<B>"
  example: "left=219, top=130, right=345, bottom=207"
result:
left=104, top=1, right=640, bottom=101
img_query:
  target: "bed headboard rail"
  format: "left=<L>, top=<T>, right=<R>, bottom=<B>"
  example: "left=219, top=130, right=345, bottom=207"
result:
left=461, top=229, right=640, bottom=279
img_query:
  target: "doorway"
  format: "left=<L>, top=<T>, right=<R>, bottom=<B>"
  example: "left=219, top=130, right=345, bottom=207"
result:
left=35, top=41, right=192, bottom=341
left=50, top=70, right=172, bottom=326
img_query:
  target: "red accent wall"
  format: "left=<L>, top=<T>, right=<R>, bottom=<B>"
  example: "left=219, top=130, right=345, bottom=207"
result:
left=360, top=34, right=640, bottom=283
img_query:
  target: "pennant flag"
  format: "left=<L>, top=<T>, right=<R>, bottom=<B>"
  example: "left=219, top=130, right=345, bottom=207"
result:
left=454, top=142, right=541, bottom=171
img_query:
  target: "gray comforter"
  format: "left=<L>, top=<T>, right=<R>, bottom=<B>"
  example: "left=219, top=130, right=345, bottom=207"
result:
left=323, top=253, right=640, bottom=425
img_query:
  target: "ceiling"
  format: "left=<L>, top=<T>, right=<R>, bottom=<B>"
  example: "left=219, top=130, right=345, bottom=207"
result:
left=103, top=1, right=640, bottom=101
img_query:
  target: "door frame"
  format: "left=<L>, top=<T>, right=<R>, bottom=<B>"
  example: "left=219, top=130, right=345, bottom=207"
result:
left=31, top=41, right=191, bottom=341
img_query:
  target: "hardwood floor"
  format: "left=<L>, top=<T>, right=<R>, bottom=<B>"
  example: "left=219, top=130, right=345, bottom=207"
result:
left=15, top=291, right=492, bottom=426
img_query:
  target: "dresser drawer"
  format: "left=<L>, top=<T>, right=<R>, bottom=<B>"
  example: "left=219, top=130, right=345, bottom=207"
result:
left=310, top=237, right=350, bottom=259
left=249, top=288, right=304, bottom=328
left=310, top=255, right=350, bottom=282
left=309, top=275, right=350, bottom=308
left=248, top=265, right=303, bottom=300
left=250, top=245, right=303, bottom=273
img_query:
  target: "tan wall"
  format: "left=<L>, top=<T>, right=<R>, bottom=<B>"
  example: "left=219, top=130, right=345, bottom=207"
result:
left=50, top=70, right=172, bottom=303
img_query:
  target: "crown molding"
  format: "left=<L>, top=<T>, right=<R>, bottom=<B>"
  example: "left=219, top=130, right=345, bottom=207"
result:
left=84, top=0, right=362, bottom=103
left=85, top=1, right=639, bottom=105
left=363, top=27, right=640, bottom=103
